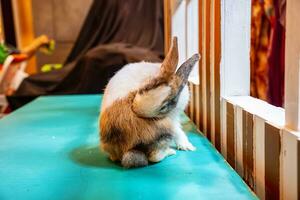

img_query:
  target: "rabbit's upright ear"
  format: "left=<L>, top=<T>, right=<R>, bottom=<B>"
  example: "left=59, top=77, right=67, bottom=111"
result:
left=159, top=37, right=178, bottom=78
left=175, top=53, right=200, bottom=86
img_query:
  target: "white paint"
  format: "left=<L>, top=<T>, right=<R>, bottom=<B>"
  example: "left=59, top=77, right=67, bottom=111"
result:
left=172, top=0, right=199, bottom=84
left=285, top=0, right=300, bottom=131
left=235, top=106, right=243, bottom=177
left=221, top=98, right=227, bottom=158
left=172, top=0, right=187, bottom=67
left=225, top=96, right=285, bottom=127
left=186, top=0, right=199, bottom=84
left=280, top=129, right=299, bottom=200
left=220, top=0, right=251, bottom=96
left=253, top=116, right=265, bottom=200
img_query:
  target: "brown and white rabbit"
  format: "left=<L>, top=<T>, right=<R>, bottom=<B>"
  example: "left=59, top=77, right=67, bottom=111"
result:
left=99, top=37, right=200, bottom=168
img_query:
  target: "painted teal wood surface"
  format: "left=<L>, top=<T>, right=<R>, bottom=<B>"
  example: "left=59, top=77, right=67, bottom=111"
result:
left=0, top=95, right=256, bottom=200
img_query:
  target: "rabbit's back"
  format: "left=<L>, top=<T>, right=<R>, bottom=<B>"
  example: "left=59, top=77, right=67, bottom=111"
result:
left=101, top=62, right=161, bottom=112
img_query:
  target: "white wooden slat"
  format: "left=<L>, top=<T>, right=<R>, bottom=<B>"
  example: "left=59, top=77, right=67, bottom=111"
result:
left=171, top=0, right=187, bottom=66
left=220, top=0, right=251, bottom=97
left=186, top=0, right=199, bottom=84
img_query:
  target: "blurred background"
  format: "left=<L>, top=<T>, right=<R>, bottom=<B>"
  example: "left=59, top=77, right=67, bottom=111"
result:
left=0, top=0, right=285, bottom=116
left=0, top=0, right=164, bottom=115
left=1, top=0, right=93, bottom=73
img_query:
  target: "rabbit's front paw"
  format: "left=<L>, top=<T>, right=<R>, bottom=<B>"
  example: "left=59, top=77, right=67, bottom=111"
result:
left=176, top=140, right=196, bottom=151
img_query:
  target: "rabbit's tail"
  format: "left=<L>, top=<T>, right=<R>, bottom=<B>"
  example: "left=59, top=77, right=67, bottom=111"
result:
left=121, top=150, right=148, bottom=168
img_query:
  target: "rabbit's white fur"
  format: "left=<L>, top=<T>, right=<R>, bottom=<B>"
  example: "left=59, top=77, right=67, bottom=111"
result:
left=101, top=62, right=160, bottom=112
left=101, top=61, right=195, bottom=152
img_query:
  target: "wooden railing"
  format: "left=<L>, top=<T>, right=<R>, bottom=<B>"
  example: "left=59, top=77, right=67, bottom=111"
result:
left=164, top=0, right=300, bottom=199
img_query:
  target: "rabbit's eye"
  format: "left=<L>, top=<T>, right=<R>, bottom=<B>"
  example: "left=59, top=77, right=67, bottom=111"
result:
left=160, top=104, right=168, bottom=113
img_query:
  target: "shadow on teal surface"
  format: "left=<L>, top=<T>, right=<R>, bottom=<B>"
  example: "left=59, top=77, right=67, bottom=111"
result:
left=69, top=145, right=123, bottom=170
left=69, top=145, right=167, bottom=170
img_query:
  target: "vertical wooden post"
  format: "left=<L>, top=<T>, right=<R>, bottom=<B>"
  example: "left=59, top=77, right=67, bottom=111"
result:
left=220, top=0, right=251, bottom=161
left=164, top=0, right=172, bottom=54
left=12, top=0, right=36, bottom=74
left=213, top=0, right=221, bottom=151
left=208, top=0, right=221, bottom=147
left=285, top=0, right=300, bottom=131
left=198, top=0, right=203, bottom=131
left=282, top=0, right=300, bottom=199
left=200, top=0, right=208, bottom=136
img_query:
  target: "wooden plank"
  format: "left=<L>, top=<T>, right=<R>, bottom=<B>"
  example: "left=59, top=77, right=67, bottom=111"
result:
left=235, top=106, right=243, bottom=176
left=209, top=0, right=215, bottom=145
left=298, top=140, right=300, bottom=200
left=163, top=0, right=172, bottom=54
left=226, top=102, right=235, bottom=168
left=280, top=130, right=299, bottom=200
left=265, top=123, right=280, bottom=200
left=254, top=116, right=265, bottom=199
left=189, top=84, right=195, bottom=122
left=186, top=83, right=191, bottom=116
left=198, top=0, right=204, bottom=132
left=200, top=0, right=207, bottom=135
left=205, top=0, right=211, bottom=140
left=221, top=98, right=227, bottom=158
left=285, top=0, right=300, bottom=130
left=213, top=0, right=221, bottom=152
left=243, top=110, right=254, bottom=189
left=195, top=84, right=201, bottom=128
left=11, top=0, right=36, bottom=74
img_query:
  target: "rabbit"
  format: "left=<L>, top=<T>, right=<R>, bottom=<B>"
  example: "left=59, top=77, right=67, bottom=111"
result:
left=99, top=37, right=200, bottom=168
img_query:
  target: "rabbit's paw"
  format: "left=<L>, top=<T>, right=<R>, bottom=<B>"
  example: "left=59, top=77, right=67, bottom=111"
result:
left=149, top=148, right=176, bottom=162
left=176, top=140, right=196, bottom=151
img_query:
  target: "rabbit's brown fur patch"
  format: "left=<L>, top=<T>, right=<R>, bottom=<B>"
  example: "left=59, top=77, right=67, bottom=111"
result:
left=100, top=92, right=174, bottom=161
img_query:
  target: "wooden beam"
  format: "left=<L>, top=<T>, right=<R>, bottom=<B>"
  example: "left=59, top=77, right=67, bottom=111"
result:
left=213, top=0, right=221, bottom=151
left=198, top=0, right=203, bottom=131
left=285, top=0, right=300, bottom=130
left=164, top=0, right=172, bottom=54
left=12, top=0, right=36, bottom=74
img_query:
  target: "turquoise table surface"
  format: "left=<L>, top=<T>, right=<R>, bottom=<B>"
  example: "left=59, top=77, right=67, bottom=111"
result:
left=0, top=95, right=257, bottom=200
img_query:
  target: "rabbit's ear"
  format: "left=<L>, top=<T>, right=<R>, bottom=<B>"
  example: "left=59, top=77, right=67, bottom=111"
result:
left=159, top=37, right=178, bottom=78
left=132, top=85, right=172, bottom=118
left=175, top=53, right=200, bottom=86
